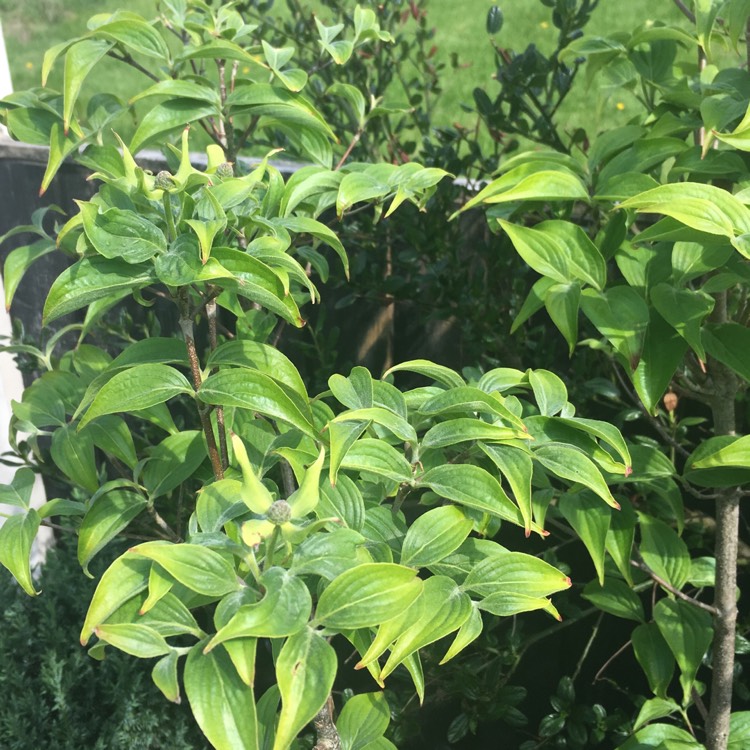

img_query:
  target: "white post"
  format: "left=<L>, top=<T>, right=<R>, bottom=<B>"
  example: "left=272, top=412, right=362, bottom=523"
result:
left=0, top=19, right=52, bottom=569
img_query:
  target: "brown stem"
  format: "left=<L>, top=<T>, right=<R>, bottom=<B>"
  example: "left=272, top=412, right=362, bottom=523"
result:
left=179, top=313, right=224, bottom=481
left=206, top=298, right=229, bottom=470
left=593, top=639, right=632, bottom=683
left=313, top=696, right=341, bottom=750
left=705, top=290, right=740, bottom=750
left=630, top=560, right=719, bottom=616
left=673, top=0, right=696, bottom=23
left=335, top=128, right=363, bottom=171
left=108, top=51, right=161, bottom=82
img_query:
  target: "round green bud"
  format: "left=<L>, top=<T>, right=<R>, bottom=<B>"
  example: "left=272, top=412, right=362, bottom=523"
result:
left=216, top=162, right=234, bottom=180
left=266, top=499, right=292, bottom=525
left=154, top=170, right=174, bottom=190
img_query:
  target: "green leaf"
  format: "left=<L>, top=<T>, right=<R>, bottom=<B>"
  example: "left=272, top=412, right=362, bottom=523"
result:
left=291, top=528, right=366, bottom=580
left=463, top=169, right=588, bottom=211
left=130, top=99, right=219, bottom=153
left=207, top=340, right=309, bottom=402
left=632, top=622, right=675, bottom=700
left=688, top=434, right=750, bottom=474
left=79, top=364, right=192, bottom=429
left=43, top=256, right=157, bottom=323
left=81, top=555, right=152, bottom=644
left=213, top=247, right=305, bottom=327
left=318, top=475, right=365, bottom=531
left=79, top=202, right=166, bottom=264
left=329, top=367, right=374, bottom=409
left=199, top=369, right=316, bottom=439
left=383, top=360, right=465, bottom=389
left=421, top=418, right=527, bottom=450
left=633, top=308, right=689, bottom=415
left=559, top=493, right=611, bottom=585
left=400, top=506, right=474, bottom=568
left=333, top=407, right=416, bottom=444
left=703, top=322, right=750, bottom=381
left=3, top=240, right=56, bottom=310
left=419, top=464, right=528, bottom=530
left=337, top=692, right=390, bottom=750
left=185, top=644, right=258, bottom=750
left=0, top=468, right=36, bottom=509
left=206, top=568, right=312, bottom=648
left=672, top=241, right=733, bottom=285
left=650, top=283, right=714, bottom=361
left=77, top=489, right=147, bottom=575
left=314, top=563, right=422, bottom=629
left=85, top=415, right=138, bottom=469
left=439, top=603, right=483, bottom=664
left=50, top=424, right=98, bottom=492
left=654, top=598, right=713, bottom=704
left=143, top=430, right=206, bottom=498
left=93, top=17, right=171, bottom=61
left=558, top=417, right=632, bottom=471
left=354, top=593, right=425, bottom=673
left=276, top=216, right=348, bottom=277
left=479, top=444, right=534, bottom=535
left=0, top=509, right=41, bottom=596
left=185, top=219, right=227, bottom=264
left=729, top=712, right=750, bottom=750
left=336, top=172, right=389, bottom=216
left=223, top=638, right=258, bottom=688
left=582, top=579, right=645, bottom=622
left=534, top=444, right=620, bottom=509
left=63, top=39, right=113, bottom=131
left=498, top=221, right=570, bottom=284
left=633, top=697, right=681, bottom=732
left=418, top=386, right=526, bottom=431
left=328, top=420, right=369, bottom=486
left=273, top=629, right=336, bottom=750
left=606, top=501, right=637, bottom=585
left=620, top=183, right=750, bottom=246
left=512, top=277, right=556, bottom=332
left=152, top=651, right=181, bottom=703
left=339, top=439, right=413, bottom=483
left=580, top=286, right=649, bottom=369
left=129, top=541, right=240, bottom=597
left=638, top=514, right=691, bottom=590
left=544, top=282, right=580, bottom=354
left=529, top=369, right=568, bottom=417
left=379, top=576, right=472, bottom=681
left=226, top=84, right=334, bottom=138
left=94, top=623, right=170, bottom=658
left=463, top=551, right=571, bottom=599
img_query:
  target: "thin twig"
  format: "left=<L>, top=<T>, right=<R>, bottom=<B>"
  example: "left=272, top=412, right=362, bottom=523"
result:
left=335, top=129, right=363, bottom=171
left=147, top=504, right=181, bottom=542
left=572, top=611, right=603, bottom=682
left=631, top=559, right=719, bottom=616
left=593, top=638, right=632, bottom=683
left=108, top=51, right=161, bottom=82
left=673, top=0, right=696, bottom=24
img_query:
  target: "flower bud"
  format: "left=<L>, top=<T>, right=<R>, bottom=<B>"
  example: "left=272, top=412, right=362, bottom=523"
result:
left=663, top=391, right=678, bottom=413
left=267, top=499, right=292, bottom=525
left=215, top=162, right=234, bottom=180
left=154, top=170, right=174, bottom=190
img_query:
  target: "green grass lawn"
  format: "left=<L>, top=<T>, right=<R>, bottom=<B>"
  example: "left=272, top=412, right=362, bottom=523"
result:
left=1, top=0, right=686, bottom=145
